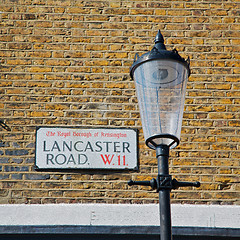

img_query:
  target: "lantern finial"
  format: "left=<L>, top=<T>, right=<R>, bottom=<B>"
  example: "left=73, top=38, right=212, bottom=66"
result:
left=154, top=30, right=166, bottom=50
left=155, top=30, right=164, bottom=43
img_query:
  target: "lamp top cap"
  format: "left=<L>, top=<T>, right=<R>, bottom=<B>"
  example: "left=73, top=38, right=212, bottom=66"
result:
left=130, top=30, right=190, bottom=79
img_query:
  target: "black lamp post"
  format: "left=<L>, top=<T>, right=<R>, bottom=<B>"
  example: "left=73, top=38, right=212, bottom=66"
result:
left=128, top=30, right=200, bottom=240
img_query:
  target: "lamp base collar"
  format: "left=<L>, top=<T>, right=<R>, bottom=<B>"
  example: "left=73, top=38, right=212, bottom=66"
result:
left=145, top=134, right=179, bottom=150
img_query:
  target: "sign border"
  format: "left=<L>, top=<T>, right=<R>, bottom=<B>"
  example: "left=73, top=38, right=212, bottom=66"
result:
left=35, top=126, right=139, bottom=171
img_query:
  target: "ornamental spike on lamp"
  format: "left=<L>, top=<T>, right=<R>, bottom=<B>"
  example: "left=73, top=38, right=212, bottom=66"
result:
left=128, top=30, right=200, bottom=240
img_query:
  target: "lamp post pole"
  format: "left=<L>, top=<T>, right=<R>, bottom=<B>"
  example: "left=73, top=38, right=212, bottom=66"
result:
left=129, top=144, right=200, bottom=240
left=128, top=30, right=200, bottom=240
left=157, top=145, right=172, bottom=240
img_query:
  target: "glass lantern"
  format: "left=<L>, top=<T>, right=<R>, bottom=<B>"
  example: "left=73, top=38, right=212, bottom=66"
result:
left=130, top=31, right=190, bottom=149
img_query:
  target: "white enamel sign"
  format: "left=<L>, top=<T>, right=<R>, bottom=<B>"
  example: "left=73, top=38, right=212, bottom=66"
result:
left=35, top=127, right=138, bottom=170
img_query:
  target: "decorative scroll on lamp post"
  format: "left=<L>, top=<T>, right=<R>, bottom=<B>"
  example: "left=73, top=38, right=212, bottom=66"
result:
left=128, top=30, right=200, bottom=240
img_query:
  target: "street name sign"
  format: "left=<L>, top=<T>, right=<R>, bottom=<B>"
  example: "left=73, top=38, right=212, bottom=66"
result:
left=35, top=127, right=138, bottom=170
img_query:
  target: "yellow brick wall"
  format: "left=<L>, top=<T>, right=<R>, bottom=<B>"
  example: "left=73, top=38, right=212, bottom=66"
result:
left=0, top=0, right=239, bottom=204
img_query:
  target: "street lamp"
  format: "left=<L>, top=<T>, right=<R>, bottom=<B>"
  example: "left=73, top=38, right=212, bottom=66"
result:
left=128, top=30, right=200, bottom=240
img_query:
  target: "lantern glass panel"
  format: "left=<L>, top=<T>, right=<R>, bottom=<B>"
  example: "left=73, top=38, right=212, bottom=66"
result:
left=133, top=59, right=188, bottom=149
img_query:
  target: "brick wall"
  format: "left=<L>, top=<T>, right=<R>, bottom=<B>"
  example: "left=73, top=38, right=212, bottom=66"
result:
left=0, top=0, right=239, bottom=204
